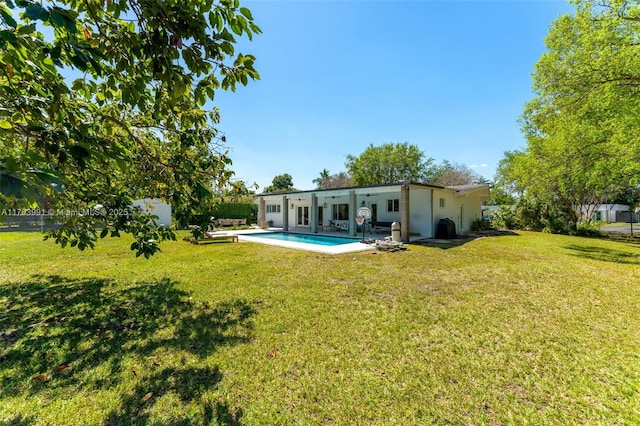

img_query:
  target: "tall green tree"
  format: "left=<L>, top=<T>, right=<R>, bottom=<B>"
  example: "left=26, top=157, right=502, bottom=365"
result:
left=312, top=169, right=330, bottom=189
left=0, top=0, right=260, bottom=256
left=263, top=173, right=295, bottom=193
left=345, top=142, right=436, bottom=186
left=500, top=0, right=640, bottom=229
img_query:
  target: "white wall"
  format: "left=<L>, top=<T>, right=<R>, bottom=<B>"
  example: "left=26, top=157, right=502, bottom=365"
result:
left=365, top=194, right=401, bottom=224
left=432, top=189, right=458, bottom=235
left=262, top=197, right=285, bottom=227
left=131, top=198, right=172, bottom=227
left=409, top=187, right=432, bottom=238
left=457, top=194, right=484, bottom=233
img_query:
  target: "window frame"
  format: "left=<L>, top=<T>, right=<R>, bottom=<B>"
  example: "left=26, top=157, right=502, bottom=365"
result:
left=266, top=204, right=281, bottom=213
left=332, top=203, right=349, bottom=221
left=387, top=199, right=400, bottom=213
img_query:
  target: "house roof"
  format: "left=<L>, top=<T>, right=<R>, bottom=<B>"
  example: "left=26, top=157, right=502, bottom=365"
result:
left=255, top=181, right=490, bottom=198
left=449, top=184, right=491, bottom=198
left=255, top=181, right=442, bottom=197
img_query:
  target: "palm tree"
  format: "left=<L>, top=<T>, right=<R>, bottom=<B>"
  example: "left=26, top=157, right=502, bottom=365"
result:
left=312, top=169, right=331, bottom=189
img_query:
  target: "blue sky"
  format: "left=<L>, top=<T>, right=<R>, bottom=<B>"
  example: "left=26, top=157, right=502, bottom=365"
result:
left=214, top=0, right=571, bottom=191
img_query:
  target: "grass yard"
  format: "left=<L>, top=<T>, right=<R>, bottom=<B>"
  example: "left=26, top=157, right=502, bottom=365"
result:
left=1, top=231, right=640, bottom=424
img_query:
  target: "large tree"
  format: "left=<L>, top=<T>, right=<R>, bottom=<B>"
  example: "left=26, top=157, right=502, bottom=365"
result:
left=0, top=0, right=260, bottom=256
left=345, top=142, right=436, bottom=186
left=499, top=0, right=640, bottom=229
left=262, top=173, right=295, bottom=193
left=430, top=160, right=482, bottom=187
left=323, top=171, right=352, bottom=189
left=312, top=169, right=330, bottom=189
left=312, top=169, right=352, bottom=189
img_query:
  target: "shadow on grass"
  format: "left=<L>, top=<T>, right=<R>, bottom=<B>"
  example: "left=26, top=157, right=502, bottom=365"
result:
left=0, top=414, right=35, bottom=426
left=604, top=234, right=640, bottom=247
left=412, top=230, right=520, bottom=250
left=565, top=244, right=640, bottom=265
left=0, top=275, right=255, bottom=424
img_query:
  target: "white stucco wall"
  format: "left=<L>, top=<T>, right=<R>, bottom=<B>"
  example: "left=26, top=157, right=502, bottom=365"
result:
left=262, top=197, right=285, bottom=227
left=131, top=198, right=172, bottom=227
left=457, top=194, right=484, bottom=233
left=409, top=187, right=432, bottom=238
left=432, top=189, right=458, bottom=234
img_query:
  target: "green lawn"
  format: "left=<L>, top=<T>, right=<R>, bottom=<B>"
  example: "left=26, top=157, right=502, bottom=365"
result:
left=1, top=231, right=640, bottom=424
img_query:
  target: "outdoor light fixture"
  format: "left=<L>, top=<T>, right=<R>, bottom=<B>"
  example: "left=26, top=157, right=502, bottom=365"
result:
left=323, top=202, right=327, bottom=208
left=361, top=201, right=366, bottom=207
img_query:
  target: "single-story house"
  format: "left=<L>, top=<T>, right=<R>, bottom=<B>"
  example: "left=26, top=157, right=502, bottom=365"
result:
left=254, top=182, right=490, bottom=242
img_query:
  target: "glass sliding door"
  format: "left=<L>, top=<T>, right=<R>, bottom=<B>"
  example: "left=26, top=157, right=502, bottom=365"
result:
left=297, top=206, right=309, bottom=226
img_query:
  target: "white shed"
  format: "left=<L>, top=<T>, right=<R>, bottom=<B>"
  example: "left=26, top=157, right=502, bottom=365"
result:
left=132, top=198, right=172, bottom=227
left=581, top=204, right=629, bottom=223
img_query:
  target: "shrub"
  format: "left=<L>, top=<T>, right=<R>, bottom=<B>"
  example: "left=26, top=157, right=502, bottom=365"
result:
left=491, top=206, right=519, bottom=230
left=470, top=218, right=494, bottom=232
left=212, top=202, right=257, bottom=223
left=572, top=221, right=604, bottom=237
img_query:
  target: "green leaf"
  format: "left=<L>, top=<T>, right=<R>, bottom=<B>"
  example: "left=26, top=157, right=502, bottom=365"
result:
left=24, top=4, right=43, bottom=20
left=49, top=9, right=64, bottom=27
left=229, top=19, right=242, bottom=36
left=0, top=8, right=17, bottom=28
left=50, top=44, right=62, bottom=60
left=100, top=228, right=109, bottom=238
left=70, top=54, right=87, bottom=71
left=64, top=15, right=77, bottom=34
left=0, top=120, right=12, bottom=129
left=239, top=7, right=253, bottom=20
left=216, top=12, right=223, bottom=32
left=0, top=30, right=17, bottom=42
left=220, top=41, right=234, bottom=55
left=0, top=175, right=24, bottom=197
left=29, top=168, right=64, bottom=190
left=17, top=23, right=36, bottom=35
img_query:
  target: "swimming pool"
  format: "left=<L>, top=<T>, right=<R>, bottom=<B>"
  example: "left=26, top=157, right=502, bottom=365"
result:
left=246, top=232, right=359, bottom=246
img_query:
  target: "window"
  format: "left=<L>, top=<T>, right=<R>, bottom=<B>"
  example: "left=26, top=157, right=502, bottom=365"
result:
left=332, top=203, right=349, bottom=220
left=387, top=199, right=399, bottom=212
left=439, top=198, right=445, bottom=208
left=266, top=204, right=281, bottom=213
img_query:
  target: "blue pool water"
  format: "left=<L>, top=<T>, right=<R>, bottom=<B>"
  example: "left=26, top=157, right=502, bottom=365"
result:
left=248, top=232, right=360, bottom=246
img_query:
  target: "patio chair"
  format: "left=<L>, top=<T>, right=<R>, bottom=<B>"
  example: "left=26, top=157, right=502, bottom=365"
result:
left=190, top=233, right=238, bottom=244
